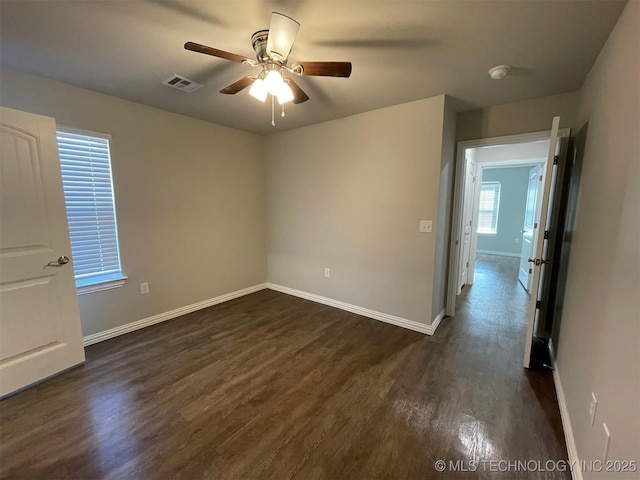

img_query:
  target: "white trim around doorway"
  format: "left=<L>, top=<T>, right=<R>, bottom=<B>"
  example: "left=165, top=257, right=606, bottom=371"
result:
left=446, top=129, right=570, bottom=316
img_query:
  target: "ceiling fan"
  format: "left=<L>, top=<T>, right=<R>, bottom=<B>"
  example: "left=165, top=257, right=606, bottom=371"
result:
left=184, top=12, right=352, bottom=124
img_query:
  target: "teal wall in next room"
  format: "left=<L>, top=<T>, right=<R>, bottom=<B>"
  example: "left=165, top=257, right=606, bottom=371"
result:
left=477, top=166, right=532, bottom=255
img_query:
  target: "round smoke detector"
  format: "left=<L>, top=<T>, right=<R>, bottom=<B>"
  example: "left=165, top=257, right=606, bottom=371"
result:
left=488, top=64, right=511, bottom=80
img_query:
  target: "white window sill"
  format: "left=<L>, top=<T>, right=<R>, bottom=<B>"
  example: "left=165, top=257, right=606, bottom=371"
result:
left=77, top=277, right=128, bottom=295
left=477, top=232, right=498, bottom=236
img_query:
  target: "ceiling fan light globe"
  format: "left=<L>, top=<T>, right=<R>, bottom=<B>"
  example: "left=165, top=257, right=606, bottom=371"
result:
left=265, top=70, right=284, bottom=95
left=249, top=78, right=268, bottom=102
left=277, top=82, right=295, bottom=104
left=266, top=12, right=300, bottom=62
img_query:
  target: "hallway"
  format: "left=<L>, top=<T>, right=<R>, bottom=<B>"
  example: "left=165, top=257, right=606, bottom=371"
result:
left=457, top=253, right=529, bottom=336
left=444, top=252, right=569, bottom=477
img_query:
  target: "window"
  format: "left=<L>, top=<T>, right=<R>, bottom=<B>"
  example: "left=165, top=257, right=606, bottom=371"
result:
left=477, top=181, right=501, bottom=235
left=57, top=129, right=125, bottom=294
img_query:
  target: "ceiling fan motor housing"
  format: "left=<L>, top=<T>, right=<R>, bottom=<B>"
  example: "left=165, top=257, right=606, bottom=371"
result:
left=251, top=30, right=270, bottom=63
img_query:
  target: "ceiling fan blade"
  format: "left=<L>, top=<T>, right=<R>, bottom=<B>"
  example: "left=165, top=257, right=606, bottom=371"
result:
left=285, top=78, right=310, bottom=104
left=266, top=12, right=300, bottom=62
left=220, top=76, right=255, bottom=95
left=293, top=61, right=352, bottom=78
left=184, top=41, right=249, bottom=64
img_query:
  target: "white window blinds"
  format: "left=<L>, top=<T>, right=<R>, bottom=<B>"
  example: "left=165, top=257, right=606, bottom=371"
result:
left=57, top=130, right=124, bottom=287
left=477, top=181, right=501, bottom=234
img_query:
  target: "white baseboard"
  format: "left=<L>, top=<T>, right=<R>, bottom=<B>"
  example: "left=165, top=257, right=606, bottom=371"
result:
left=552, top=362, right=583, bottom=480
left=476, top=249, right=521, bottom=258
left=431, top=308, right=445, bottom=333
left=266, top=283, right=443, bottom=335
left=83, top=283, right=268, bottom=346
left=84, top=282, right=445, bottom=347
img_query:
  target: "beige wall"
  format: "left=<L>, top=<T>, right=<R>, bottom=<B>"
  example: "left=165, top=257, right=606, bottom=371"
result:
left=556, top=2, right=639, bottom=475
left=0, top=69, right=266, bottom=336
left=457, top=91, right=580, bottom=141
left=266, top=95, right=449, bottom=325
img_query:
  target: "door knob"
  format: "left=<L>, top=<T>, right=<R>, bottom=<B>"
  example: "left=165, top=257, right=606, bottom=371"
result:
left=527, top=258, right=548, bottom=266
left=45, top=256, right=70, bottom=268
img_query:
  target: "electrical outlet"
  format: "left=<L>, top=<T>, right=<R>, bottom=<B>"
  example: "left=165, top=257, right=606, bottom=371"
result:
left=324, top=268, right=330, bottom=278
left=419, top=220, right=432, bottom=233
left=589, top=392, right=598, bottom=426
left=140, top=282, right=149, bottom=295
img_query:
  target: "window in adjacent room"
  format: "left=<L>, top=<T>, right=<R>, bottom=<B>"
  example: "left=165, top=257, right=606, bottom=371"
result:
left=57, top=128, right=126, bottom=294
left=477, top=181, right=501, bottom=235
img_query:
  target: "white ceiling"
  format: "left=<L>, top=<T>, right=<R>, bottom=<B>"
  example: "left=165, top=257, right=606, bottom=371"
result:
left=0, top=0, right=626, bottom=135
left=475, top=140, right=550, bottom=164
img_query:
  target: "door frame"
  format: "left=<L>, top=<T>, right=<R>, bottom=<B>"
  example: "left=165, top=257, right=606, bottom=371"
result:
left=457, top=152, right=477, bottom=294
left=446, top=128, right=570, bottom=316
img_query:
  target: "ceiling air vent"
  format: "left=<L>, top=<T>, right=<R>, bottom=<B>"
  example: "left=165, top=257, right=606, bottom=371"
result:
left=163, top=74, right=203, bottom=93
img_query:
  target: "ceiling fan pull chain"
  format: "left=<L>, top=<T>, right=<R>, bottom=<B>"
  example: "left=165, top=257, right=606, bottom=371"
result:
left=281, top=102, right=286, bottom=118
left=271, top=95, right=276, bottom=126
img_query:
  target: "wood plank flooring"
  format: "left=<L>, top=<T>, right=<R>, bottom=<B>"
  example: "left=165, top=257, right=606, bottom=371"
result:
left=0, top=255, right=569, bottom=479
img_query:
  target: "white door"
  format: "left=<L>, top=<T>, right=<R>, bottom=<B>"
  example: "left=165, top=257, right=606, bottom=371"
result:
left=523, top=116, right=561, bottom=368
left=0, top=106, right=85, bottom=397
left=518, top=165, right=542, bottom=291
left=457, top=156, right=476, bottom=293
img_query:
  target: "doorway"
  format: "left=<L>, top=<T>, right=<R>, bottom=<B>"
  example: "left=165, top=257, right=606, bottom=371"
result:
left=446, top=124, right=570, bottom=367
left=452, top=138, right=551, bottom=298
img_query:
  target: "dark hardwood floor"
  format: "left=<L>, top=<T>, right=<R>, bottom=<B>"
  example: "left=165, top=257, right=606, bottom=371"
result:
left=0, top=255, right=569, bottom=479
